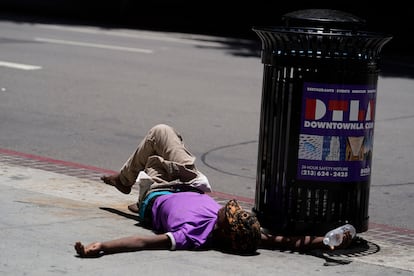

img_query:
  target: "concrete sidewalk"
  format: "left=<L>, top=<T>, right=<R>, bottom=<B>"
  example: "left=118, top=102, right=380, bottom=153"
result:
left=0, top=149, right=413, bottom=275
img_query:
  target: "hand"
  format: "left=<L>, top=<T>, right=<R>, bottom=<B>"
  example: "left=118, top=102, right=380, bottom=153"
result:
left=74, top=241, right=103, bottom=258
left=329, top=231, right=354, bottom=250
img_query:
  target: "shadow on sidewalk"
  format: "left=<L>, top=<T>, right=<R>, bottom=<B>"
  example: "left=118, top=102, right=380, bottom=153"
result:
left=308, top=237, right=380, bottom=266
left=99, top=207, right=140, bottom=223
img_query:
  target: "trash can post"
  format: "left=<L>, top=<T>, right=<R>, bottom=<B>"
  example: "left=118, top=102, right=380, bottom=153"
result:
left=252, top=9, right=392, bottom=236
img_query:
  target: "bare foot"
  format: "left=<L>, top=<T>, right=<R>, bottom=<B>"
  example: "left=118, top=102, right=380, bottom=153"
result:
left=128, top=202, right=139, bottom=213
left=101, top=174, right=131, bottom=194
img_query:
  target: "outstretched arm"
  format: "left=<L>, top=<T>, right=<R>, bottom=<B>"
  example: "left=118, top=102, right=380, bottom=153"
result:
left=74, top=234, right=171, bottom=258
left=259, top=232, right=353, bottom=251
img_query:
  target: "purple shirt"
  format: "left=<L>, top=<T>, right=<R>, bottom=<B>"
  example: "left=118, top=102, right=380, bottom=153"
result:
left=151, top=192, right=221, bottom=250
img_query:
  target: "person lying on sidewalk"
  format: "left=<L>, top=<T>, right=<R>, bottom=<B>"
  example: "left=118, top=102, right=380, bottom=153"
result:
left=74, top=124, right=353, bottom=257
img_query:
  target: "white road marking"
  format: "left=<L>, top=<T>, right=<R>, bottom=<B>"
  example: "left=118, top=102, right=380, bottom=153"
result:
left=34, top=37, right=154, bottom=54
left=35, top=24, right=229, bottom=47
left=0, top=61, right=42, bottom=70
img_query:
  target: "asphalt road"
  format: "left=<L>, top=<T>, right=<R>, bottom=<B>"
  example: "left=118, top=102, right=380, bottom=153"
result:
left=0, top=16, right=413, bottom=231
left=0, top=18, right=263, bottom=197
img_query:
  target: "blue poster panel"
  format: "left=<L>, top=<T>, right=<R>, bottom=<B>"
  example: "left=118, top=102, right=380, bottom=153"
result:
left=297, top=82, right=376, bottom=182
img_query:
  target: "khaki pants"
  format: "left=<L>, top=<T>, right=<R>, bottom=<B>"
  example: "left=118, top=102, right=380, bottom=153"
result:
left=119, top=124, right=200, bottom=187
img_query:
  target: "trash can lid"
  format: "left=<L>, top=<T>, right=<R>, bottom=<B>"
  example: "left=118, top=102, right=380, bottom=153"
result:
left=282, top=9, right=366, bottom=30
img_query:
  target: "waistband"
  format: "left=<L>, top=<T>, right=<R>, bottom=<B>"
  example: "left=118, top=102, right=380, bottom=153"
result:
left=139, top=190, right=173, bottom=225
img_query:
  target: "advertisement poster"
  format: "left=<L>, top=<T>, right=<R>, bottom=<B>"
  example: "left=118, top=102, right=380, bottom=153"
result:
left=297, top=82, right=376, bottom=182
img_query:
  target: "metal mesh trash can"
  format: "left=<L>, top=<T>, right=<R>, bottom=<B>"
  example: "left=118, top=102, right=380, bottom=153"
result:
left=252, top=9, right=392, bottom=235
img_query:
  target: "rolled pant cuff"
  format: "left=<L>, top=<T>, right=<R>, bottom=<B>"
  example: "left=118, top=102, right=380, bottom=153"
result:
left=119, top=171, right=135, bottom=187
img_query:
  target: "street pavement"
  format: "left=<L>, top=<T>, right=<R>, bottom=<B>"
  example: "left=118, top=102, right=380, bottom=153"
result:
left=1, top=154, right=413, bottom=275
left=1, top=75, right=414, bottom=275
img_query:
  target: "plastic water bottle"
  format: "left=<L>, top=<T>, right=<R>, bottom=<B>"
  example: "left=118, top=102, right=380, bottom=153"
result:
left=323, top=224, right=356, bottom=248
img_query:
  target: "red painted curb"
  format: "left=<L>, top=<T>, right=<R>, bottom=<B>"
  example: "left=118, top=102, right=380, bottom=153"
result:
left=1, top=147, right=413, bottom=236
left=0, top=148, right=117, bottom=175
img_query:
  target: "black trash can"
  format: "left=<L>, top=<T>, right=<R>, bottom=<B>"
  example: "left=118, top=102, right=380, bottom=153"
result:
left=252, top=9, right=392, bottom=236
